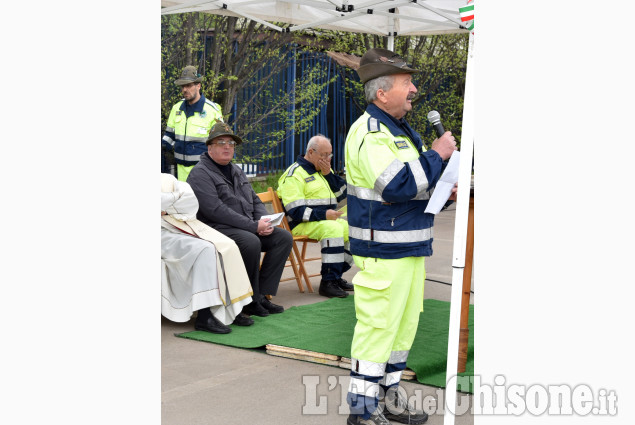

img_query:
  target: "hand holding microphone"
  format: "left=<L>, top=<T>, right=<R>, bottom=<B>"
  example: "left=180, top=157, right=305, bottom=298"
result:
left=427, top=110, right=457, bottom=161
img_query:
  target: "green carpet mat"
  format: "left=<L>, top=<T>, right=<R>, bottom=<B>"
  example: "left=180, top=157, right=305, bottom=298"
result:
left=177, top=297, right=474, bottom=393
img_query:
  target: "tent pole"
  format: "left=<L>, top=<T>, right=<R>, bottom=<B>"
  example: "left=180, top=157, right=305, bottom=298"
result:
left=443, top=30, right=474, bottom=425
left=387, top=15, right=394, bottom=50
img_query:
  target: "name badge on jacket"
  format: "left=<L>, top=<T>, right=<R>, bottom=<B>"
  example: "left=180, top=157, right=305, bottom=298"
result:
left=304, top=176, right=316, bottom=183
left=395, top=140, right=410, bottom=150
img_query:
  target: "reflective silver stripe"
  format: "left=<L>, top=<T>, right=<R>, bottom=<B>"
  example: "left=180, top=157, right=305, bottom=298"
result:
left=379, top=370, right=403, bottom=387
left=348, top=377, right=379, bottom=397
left=369, top=117, right=380, bottom=132
left=306, top=198, right=333, bottom=206
left=349, top=226, right=432, bottom=243
left=388, top=350, right=409, bottom=364
left=285, top=199, right=307, bottom=210
left=286, top=198, right=333, bottom=211
left=184, top=135, right=208, bottom=142
left=413, top=191, right=431, bottom=201
left=164, top=126, right=174, bottom=133
left=205, top=99, right=221, bottom=113
left=407, top=159, right=429, bottom=194
left=303, top=208, right=312, bottom=222
left=162, top=135, right=175, bottom=146
left=351, top=358, right=386, bottom=377
left=174, top=152, right=201, bottom=162
left=348, top=184, right=385, bottom=202
left=322, top=253, right=345, bottom=263
left=320, top=238, right=344, bottom=248
left=374, top=159, right=405, bottom=194
left=286, top=163, right=300, bottom=176
left=332, top=183, right=346, bottom=198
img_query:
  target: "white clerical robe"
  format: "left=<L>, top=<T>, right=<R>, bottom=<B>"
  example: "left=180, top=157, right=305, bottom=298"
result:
left=161, top=174, right=252, bottom=324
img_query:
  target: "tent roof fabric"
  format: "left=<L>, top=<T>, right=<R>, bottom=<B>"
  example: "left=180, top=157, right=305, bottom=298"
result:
left=161, top=0, right=469, bottom=36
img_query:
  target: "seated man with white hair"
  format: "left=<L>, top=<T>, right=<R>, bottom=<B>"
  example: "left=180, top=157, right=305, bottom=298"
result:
left=161, top=173, right=254, bottom=333
left=277, top=134, right=354, bottom=299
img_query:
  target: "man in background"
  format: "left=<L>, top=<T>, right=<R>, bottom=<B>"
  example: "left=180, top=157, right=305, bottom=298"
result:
left=162, top=65, right=223, bottom=181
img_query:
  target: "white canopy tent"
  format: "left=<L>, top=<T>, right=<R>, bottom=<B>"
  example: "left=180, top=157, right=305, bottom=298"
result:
left=161, top=0, right=470, bottom=48
left=161, top=1, right=473, bottom=422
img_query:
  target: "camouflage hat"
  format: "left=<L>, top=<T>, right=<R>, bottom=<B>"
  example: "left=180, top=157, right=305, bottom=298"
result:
left=357, top=48, right=420, bottom=84
left=174, top=65, right=203, bottom=86
left=206, top=120, right=243, bottom=146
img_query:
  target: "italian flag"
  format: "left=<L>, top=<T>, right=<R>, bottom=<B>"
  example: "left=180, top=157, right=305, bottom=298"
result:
left=459, top=1, right=474, bottom=22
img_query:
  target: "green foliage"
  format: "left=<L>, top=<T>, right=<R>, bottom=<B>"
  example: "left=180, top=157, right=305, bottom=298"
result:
left=161, top=13, right=336, bottom=164
left=305, top=31, right=469, bottom=149
left=162, top=13, right=468, bottom=162
left=250, top=171, right=285, bottom=194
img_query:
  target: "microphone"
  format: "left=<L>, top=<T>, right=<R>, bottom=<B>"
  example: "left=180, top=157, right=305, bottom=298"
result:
left=427, top=110, right=445, bottom=138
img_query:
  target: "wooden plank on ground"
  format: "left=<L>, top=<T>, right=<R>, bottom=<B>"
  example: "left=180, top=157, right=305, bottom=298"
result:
left=266, top=344, right=341, bottom=366
left=266, top=344, right=339, bottom=360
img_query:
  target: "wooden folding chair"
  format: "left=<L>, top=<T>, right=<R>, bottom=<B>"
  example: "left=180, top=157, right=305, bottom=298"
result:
left=256, top=187, right=315, bottom=293
left=269, top=187, right=322, bottom=293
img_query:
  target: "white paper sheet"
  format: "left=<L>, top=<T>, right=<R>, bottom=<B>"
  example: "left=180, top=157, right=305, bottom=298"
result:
left=260, top=212, right=285, bottom=226
left=424, top=150, right=460, bottom=215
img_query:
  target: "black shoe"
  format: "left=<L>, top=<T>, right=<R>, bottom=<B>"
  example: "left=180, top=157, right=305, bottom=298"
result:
left=261, top=298, right=284, bottom=314
left=242, top=301, right=270, bottom=317
left=337, top=278, right=354, bottom=291
left=232, top=312, right=254, bottom=326
left=194, top=315, right=231, bottom=334
left=319, top=279, right=349, bottom=298
left=382, top=389, right=428, bottom=424
left=346, top=411, right=390, bottom=425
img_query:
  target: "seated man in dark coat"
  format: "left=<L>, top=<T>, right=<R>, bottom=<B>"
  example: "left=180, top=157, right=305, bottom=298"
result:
left=187, top=121, right=293, bottom=317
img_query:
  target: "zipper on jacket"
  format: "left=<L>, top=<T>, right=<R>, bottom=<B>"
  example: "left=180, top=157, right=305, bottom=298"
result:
left=391, top=207, right=417, bottom=227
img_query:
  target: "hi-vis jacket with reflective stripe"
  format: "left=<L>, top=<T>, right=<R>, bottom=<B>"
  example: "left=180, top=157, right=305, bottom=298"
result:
left=162, top=96, right=223, bottom=166
left=278, top=155, right=347, bottom=230
left=344, top=104, right=444, bottom=259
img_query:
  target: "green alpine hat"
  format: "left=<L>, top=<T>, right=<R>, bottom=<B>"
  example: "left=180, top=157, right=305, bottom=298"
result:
left=206, top=120, right=243, bottom=146
left=357, top=48, right=420, bottom=84
left=174, top=65, right=203, bottom=86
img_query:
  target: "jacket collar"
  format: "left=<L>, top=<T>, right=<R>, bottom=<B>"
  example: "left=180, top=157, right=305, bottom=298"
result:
left=296, top=155, right=318, bottom=175
left=180, top=95, right=207, bottom=117
left=366, top=103, right=423, bottom=151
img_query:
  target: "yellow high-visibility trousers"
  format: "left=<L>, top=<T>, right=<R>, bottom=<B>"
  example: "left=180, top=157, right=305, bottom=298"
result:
left=350, top=255, right=425, bottom=362
left=178, top=164, right=194, bottom=182
left=347, top=255, right=425, bottom=418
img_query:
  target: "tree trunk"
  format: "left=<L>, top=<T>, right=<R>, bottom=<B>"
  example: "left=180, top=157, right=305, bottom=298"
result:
left=185, top=13, right=195, bottom=65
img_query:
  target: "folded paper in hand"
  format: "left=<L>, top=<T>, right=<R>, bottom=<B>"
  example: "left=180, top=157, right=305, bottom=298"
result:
left=424, top=150, right=460, bottom=215
left=261, top=212, right=285, bottom=226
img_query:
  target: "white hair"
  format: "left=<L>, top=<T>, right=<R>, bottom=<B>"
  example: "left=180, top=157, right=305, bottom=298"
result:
left=364, top=75, right=396, bottom=103
left=306, top=134, right=330, bottom=153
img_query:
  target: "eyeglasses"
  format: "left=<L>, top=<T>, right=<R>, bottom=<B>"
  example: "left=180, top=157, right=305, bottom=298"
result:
left=312, top=149, right=333, bottom=160
left=213, top=140, right=236, bottom=147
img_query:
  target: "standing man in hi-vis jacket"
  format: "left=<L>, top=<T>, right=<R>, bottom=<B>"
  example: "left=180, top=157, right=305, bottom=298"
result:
left=162, top=65, right=223, bottom=182
left=344, top=48, right=458, bottom=425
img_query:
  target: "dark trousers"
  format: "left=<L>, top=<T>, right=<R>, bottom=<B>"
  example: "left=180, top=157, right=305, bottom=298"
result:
left=215, top=226, right=293, bottom=302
